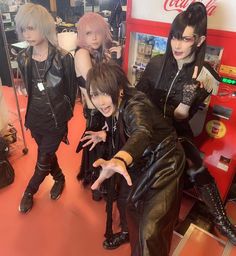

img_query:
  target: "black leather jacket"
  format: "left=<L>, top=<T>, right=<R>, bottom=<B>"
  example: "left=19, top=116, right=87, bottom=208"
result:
left=17, top=44, right=77, bottom=129
left=137, top=55, right=220, bottom=136
left=116, top=89, right=176, bottom=162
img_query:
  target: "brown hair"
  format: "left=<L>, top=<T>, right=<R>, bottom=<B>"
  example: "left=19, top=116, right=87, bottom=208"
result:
left=86, top=63, right=130, bottom=107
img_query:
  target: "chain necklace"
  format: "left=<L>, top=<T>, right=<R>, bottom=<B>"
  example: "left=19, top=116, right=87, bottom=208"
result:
left=33, top=59, right=47, bottom=82
left=111, top=115, right=117, bottom=150
left=32, top=47, right=48, bottom=62
left=32, top=53, right=48, bottom=62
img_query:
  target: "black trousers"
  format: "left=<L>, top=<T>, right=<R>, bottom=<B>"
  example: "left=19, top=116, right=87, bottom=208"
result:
left=116, top=176, right=132, bottom=232
left=25, top=127, right=66, bottom=195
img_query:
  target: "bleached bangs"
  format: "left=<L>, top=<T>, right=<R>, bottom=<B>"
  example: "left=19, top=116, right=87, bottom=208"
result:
left=15, top=3, right=58, bottom=47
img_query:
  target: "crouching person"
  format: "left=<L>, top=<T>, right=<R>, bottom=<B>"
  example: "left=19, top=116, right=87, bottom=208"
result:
left=82, top=62, right=185, bottom=256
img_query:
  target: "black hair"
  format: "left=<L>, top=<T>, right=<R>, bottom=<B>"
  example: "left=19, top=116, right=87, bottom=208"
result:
left=155, top=2, right=207, bottom=88
left=86, top=62, right=131, bottom=107
left=170, top=2, right=207, bottom=40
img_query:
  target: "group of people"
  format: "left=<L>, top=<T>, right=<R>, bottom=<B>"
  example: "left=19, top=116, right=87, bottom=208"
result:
left=14, top=2, right=236, bottom=256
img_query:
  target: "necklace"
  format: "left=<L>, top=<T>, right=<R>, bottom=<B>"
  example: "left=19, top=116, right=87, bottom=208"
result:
left=32, top=54, right=47, bottom=62
left=34, top=59, right=47, bottom=82
left=32, top=49, right=48, bottom=62
left=112, top=116, right=117, bottom=132
left=111, top=116, right=117, bottom=150
left=33, top=60, right=47, bottom=91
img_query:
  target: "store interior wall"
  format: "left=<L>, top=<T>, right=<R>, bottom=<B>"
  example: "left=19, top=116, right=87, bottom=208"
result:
left=0, top=0, right=127, bottom=58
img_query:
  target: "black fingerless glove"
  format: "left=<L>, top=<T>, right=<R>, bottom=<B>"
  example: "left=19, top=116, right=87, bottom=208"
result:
left=182, top=79, right=201, bottom=106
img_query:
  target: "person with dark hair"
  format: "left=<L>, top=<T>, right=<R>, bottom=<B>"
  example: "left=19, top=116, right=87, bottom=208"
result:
left=15, top=3, right=76, bottom=213
left=137, top=2, right=236, bottom=244
left=75, top=12, right=122, bottom=200
left=82, top=62, right=185, bottom=255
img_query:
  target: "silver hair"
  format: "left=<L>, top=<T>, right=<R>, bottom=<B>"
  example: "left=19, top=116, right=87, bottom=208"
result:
left=15, top=3, right=58, bottom=47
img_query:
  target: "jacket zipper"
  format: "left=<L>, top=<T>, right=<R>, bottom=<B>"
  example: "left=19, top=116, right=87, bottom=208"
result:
left=24, top=58, right=30, bottom=125
left=163, top=69, right=181, bottom=118
left=43, top=60, right=59, bottom=128
left=23, top=47, right=60, bottom=129
left=64, top=95, right=73, bottom=113
left=44, top=85, right=58, bottom=128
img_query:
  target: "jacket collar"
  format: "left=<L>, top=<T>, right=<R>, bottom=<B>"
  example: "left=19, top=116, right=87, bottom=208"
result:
left=26, top=43, right=57, bottom=77
left=25, top=43, right=56, bottom=61
left=170, top=53, right=196, bottom=70
left=24, top=43, right=57, bottom=92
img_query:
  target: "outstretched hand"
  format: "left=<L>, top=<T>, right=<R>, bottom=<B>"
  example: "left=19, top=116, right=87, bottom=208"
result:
left=91, top=158, right=132, bottom=190
left=80, top=130, right=106, bottom=151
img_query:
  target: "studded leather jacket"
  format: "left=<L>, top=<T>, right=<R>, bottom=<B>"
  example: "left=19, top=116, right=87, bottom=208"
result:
left=17, top=44, right=77, bottom=129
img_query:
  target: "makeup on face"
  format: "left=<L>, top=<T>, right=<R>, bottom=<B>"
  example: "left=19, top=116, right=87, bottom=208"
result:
left=84, top=26, right=104, bottom=50
left=170, top=26, right=198, bottom=61
left=90, top=90, right=116, bottom=117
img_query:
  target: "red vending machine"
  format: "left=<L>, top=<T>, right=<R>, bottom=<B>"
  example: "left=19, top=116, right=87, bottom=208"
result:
left=124, top=0, right=236, bottom=200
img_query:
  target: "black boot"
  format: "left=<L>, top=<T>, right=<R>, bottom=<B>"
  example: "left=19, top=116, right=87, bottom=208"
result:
left=19, top=192, right=33, bottom=213
left=92, top=189, right=102, bottom=201
left=50, top=180, right=65, bottom=200
left=197, top=181, right=236, bottom=245
left=103, top=231, right=129, bottom=249
left=19, top=153, right=51, bottom=212
left=50, top=154, right=65, bottom=200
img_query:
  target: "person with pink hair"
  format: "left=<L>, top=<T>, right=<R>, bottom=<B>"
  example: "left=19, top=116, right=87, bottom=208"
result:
left=75, top=12, right=122, bottom=200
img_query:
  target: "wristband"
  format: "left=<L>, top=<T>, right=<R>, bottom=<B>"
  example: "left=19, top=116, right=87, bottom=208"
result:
left=113, top=156, right=129, bottom=168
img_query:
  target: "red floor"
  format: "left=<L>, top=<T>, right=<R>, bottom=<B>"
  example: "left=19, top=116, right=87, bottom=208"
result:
left=0, top=86, right=130, bottom=256
left=1, top=86, right=236, bottom=256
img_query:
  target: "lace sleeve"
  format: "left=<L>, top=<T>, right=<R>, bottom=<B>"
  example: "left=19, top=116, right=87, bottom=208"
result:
left=182, top=79, right=201, bottom=106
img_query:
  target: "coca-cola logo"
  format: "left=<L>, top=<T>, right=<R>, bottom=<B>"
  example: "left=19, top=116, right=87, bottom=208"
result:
left=163, top=0, right=217, bottom=16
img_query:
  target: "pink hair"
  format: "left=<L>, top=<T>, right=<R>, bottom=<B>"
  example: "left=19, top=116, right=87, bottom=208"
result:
left=76, top=12, right=112, bottom=50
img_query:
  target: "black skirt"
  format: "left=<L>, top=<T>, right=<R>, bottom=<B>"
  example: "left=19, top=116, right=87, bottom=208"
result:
left=76, top=108, right=106, bottom=186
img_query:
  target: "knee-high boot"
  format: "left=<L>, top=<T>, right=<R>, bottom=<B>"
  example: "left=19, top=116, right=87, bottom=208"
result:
left=181, top=138, right=236, bottom=245
left=197, top=181, right=236, bottom=245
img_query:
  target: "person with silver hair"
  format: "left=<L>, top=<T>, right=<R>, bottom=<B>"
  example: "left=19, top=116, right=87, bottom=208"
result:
left=74, top=12, right=122, bottom=200
left=15, top=3, right=77, bottom=213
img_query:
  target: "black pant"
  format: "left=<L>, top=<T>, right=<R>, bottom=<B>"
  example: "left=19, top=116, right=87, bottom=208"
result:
left=116, top=176, right=132, bottom=232
left=25, top=127, right=66, bottom=194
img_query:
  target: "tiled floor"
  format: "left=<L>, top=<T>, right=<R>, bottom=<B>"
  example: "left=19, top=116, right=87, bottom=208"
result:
left=1, top=86, right=236, bottom=256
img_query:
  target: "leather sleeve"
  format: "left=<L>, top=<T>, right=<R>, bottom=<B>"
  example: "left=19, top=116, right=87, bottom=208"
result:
left=121, top=94, right=156, bottom=161
left=61, top=52, right=77, bottom=109
left=136, top=55, right=162, bottom=96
